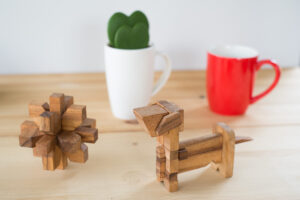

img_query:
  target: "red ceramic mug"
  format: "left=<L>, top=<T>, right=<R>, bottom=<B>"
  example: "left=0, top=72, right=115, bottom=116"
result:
left=206, top=45, right=280, bottom=115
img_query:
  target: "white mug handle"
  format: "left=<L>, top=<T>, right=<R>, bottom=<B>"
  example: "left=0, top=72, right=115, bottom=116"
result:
left=152, top=51, right=172, bottom=96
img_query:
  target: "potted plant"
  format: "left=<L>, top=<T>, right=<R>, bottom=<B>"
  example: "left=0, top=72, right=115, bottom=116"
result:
left=105, top=10, right=172, bottom=120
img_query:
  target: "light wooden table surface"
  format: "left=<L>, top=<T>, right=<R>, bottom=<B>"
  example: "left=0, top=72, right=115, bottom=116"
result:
left=0, top=68, right=300, bottom=199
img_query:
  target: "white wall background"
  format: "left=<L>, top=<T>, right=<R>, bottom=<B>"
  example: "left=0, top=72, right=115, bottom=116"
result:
left=0, top=0, right=299, bottom=74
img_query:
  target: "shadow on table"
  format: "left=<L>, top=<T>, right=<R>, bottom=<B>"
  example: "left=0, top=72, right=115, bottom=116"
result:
left=179, top=167, right=226, bottom=192
left=129, top=167, right=226, bottom=198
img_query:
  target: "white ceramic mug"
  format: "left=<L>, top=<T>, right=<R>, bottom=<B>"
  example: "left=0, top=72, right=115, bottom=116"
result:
left=104, top=45, right=172, bottom=120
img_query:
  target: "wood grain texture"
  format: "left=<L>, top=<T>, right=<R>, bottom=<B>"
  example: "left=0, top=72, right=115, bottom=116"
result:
left=163, top=128, right=179, bottom=151
left=49, top=93, right=64, bottom=115
left=179, top=134, right=222, bottom=156
left=66, top=143, right=88, bottom=163
left=156, top=135, right=164, bottom=145
left=212, top=123, right=235, bottom=178
left=34, top=134, right=56, bottom=157
left=156, top=145, right=166, bottom=181
left=163, top=172, right=178, bottom=192
left=1, top=125, right=300, bottom=199
left=179, top=149, right=222, bottom=173
left=80, top=118, right=96, bottom=129
left=75, top=127, right=98, bottom=143
left=28, top=101, right=49, bottom=118
left=133, top=104, right=168, bottom=137
left=39, top=111, right=55, bottom=133
left=0, top=68, right=300, bottom=135
left=49, top=94, right=63, bottom=134
left=42, top=145, right=63, bottom=171
left=136, top=101, right=250, bottom=192
left=57, top=131, right=81, bottom=153
left=57, top=151, right=68, bottom=170
left=156, top=100, right=184, bottom=131
left=156, top=112, right=182, bottom=135
left=19, top=120, right=41, bottom=147
left=62, top=105, right=86, bottom=131
left=178, top=135, right=252, bottom=159
left=1, top=68, right=300, bottom=198
left=165, top=148, right=179, bottom=174
left=63, top=95, right=74, bottom=111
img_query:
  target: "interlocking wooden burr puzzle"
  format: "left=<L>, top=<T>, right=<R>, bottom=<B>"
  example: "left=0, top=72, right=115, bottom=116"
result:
left=19, top=93, right=98, bottom=171
left=133, top=100, right=252, bottom=192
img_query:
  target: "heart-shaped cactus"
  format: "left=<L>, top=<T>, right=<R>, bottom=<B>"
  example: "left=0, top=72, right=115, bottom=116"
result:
left=127, top=11, right=149, bottom=28
left=107, top=10, right=149, bottom=49
left=114, top=23, right=149, bottom=49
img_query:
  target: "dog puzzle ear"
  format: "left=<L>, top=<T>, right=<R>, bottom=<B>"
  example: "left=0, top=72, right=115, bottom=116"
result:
left=156, top=111, right=182, bottom=135
left=133, top=104, right=168, bottom=137
left=156, top=100, right=184, bottom=131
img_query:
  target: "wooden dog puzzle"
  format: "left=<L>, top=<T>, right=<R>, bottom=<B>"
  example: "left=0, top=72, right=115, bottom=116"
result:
left=133, top=100, right=252, bottom=192
left=19, top=93, right=98, bottom=171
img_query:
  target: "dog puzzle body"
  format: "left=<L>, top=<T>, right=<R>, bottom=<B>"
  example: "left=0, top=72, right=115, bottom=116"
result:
left=134, top=100, right=251, bottom=192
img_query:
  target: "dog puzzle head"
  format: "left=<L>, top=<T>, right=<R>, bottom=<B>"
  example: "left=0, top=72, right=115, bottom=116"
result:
left=133, top=100, right=184, bottom=137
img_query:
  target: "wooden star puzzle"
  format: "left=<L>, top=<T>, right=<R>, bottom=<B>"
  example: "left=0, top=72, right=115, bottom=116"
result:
left=134, top=100, right=252, bottom=192
left=19, top=93, right=98, bottom=171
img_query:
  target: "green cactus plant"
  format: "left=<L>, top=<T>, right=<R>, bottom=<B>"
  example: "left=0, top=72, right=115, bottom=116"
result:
left=107, top=10, right=149, bottom=49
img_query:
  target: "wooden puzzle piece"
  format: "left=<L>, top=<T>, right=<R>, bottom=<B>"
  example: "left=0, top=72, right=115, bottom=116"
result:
left=62, top=105, right=87, bottom=131
left=66, top=143, right=88, bottom=163
left=211, top=123, right=235, bottom=178
left=35, top=135, right=56, bottom=157
left=178, top=148, right=188, bottom=160
left=39, top=111, right=55, bottom=133
left=80, top=118, right=96, bottom=129
left=33, top=147, right=39, bottom=157
left=19, top=120, right=42, bottom=148
left=163, top=128, right=179, bottom=151
left=53, top=112, right=61, bottom=135
left=156, top=145, right=166, bottom=181
left=133, top=104, right=168, bottom=137
left=163, top=171, right=178, bottom=192
left=156, top=135, right=164, bottom=146
left=49, top=93, right=64, bottom=134
left=75, top=127, right=98, bottom=143
left=49, top=93, right=64, bottom=115
left=42, top=145, right=63, bottom=171
left=156, top=100, right=184, bottom=131
left=178, top=134, right=251, bottom=159
left=57, top=152, right=68, bottom=170
left=28, top=101, right=49, bottom=125
left=156, top=112, right=182, bottom=135
left=179, top=149, right=222, bottom=173
left=179, top=134, right=223, bottom=157
left=63, top=96, right=74, bottom=112
left=57, top=131, right=81, bottom=153
left=20, top=93, right=98, bottom=171
left=28, top=101, right=49, bottom=118
left=164, top=147, right=179, bottom=173
left=133, top=100, right=252, bottom=192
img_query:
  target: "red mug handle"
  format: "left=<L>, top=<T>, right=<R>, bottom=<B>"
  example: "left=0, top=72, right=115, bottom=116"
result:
left=250, top=60, right=281, bottom=104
